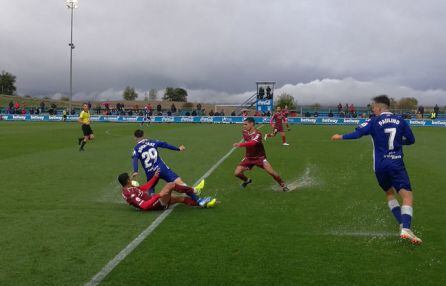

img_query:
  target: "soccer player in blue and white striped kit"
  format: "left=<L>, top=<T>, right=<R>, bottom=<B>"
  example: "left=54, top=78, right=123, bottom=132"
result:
left=331, top=95, right=422, bottom=244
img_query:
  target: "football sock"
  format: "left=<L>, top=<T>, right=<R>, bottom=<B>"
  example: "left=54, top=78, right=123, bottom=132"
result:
left=80, top=140, right=86, bottom=150
left=78, top=137, right=83, bottom=145
left=401, top=205, right=413, bottom=229
left=236, top=173, right=248, bottom=182
left=174, top=184, right=199, bottom=202
left=183, top=197, right=198, bottom=206
left=272, top=174, right=285, bottom=187
left=281, top=135, right=286, bottom=143
left=387, top=199, right=402, bottom=224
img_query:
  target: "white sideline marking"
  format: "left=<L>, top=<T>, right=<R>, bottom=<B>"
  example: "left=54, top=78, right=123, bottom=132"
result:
left=85, top=144, right=239, bottom=286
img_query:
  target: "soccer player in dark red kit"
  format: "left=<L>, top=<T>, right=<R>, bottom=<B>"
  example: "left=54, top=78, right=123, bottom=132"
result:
left=118, top=170, right=217, bottom=211
left=265, top=106, right=289, bottom=146
left=282, top=105, right=291, bottom=131
left=233, top=117, right=289, bottom=192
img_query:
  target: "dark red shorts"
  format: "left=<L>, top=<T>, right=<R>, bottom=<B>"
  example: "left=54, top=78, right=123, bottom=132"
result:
left=141, top=194, right=168, bottom=211
left=238, top=156, right=267, bottom=169
left=274, top=125, right=284, bottom=133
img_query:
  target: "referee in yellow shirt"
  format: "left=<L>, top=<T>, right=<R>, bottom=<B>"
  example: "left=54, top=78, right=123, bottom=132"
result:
left=78, top=103, right=94, bottom=151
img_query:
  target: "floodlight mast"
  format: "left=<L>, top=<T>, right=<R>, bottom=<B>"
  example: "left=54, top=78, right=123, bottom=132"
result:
left=67, top=0, right=78, bottom=112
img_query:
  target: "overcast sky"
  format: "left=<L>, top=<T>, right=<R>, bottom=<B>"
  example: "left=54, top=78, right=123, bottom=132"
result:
left=1, top=0, right=446, bottom=105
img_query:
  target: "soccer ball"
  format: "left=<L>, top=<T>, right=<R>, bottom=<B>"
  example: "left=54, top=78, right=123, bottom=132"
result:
left=131, top=180, right=140, bottom=187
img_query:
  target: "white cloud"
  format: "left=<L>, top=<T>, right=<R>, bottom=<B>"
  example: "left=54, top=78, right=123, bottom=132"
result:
left=63, top=78, right=446, bottom=106
left=276, top=78, right=446, bottom=106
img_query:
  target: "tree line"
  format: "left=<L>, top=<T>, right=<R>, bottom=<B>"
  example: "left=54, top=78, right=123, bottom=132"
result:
left=123, top=86, right=188, bottom=102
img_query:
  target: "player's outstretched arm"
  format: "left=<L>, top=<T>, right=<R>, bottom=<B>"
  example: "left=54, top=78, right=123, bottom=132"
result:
left=332, top=120, right=371, bottom=141
left=234, top=140, right=257, bottom=147
left=331, top=134, right=343, bottom=141
left=139, top=170, right=160, bottom=192
left=157, top=141, right=182, bottom=151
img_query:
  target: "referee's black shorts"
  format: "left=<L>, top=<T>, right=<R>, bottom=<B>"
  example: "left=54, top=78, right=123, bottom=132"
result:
left=82, top=124, right=93, bottom=136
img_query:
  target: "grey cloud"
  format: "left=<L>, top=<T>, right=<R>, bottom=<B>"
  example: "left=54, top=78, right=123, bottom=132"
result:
left=1, top=0, right=446, bottom=103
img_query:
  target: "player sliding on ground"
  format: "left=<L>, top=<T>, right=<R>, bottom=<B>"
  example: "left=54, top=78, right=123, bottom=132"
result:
left=118, top=170, right=216, bottom=211
left=331, top=95, right=421, bottom=244
left=265, top=106, right=289, bottom=145
left=131, top=129, right=204, bottom=194
left=233, top=117, right=289, bottom=192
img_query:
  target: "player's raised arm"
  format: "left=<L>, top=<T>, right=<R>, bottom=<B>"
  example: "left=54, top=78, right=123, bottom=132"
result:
left=331, top=120, right=372, bottom=141
left=156, top=141, right=182, bottom=151
left=139, top=170, right=160, bottom=192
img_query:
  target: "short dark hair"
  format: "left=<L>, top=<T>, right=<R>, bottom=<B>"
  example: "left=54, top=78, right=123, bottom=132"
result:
left=244, top=117, right=255, bottom=124
left=134, top=129, right=144, bottom=138
left=118, top=173, right=130, bottom=186
left=373, top=95, right=390, bottom=107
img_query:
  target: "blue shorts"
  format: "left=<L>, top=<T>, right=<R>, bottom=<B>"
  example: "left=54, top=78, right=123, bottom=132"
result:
left=145, top=167, right=179, bottom=193
left=375, top=168, right=412, bottom=192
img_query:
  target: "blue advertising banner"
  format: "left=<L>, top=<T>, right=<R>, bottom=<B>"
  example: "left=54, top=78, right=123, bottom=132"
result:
left=256, top=99, right=274, bottom=113
left=1, top=114, right=445, bottom=127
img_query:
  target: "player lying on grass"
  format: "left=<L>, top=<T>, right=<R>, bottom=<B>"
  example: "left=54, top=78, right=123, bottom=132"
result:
left=331, top=95, right=421, bottom=244
left=233, top=117, right=289, bottom=192
left=131, top=129, right=201, bottom=194
left=118, top=170, right=216, bottom=210
left=265, top=106, right=289, bottom=146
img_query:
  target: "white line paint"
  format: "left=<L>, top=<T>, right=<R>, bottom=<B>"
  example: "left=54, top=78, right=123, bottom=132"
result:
left=85, top=143, right=240, bottom=286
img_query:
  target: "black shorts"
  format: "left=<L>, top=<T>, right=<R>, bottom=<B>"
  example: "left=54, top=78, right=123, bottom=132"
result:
left=82, top=124, right=93, bottom=136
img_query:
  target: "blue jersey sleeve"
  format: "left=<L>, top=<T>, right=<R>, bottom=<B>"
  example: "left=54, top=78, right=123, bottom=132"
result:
left=132, top=157, right=139, bottom=172
left=342, top=119, right=372, bottom=140
left=132, top=149, right=140, bottom=172
left=155, top=141, right=180, bottom=151
left=402, top=120, right=415, bottom=145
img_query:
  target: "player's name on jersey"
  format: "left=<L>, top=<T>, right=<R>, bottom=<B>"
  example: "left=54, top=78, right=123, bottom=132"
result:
left=1, top=114, right=445, bottom=127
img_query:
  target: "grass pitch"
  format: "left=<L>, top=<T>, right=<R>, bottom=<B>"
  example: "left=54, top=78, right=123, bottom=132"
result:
left=0, top=122, right=445, bottom=285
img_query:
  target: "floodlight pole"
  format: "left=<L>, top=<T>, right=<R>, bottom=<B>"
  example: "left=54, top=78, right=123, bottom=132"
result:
left=67, top=0, right=78, bottom=112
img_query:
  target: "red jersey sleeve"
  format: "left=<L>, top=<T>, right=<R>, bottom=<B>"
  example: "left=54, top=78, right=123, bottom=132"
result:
left=139, top=174, right=160, bottom=192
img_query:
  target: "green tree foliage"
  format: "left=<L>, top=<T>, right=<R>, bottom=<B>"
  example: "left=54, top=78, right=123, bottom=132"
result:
left=123, top=86, right=138, bottom=101
left=389, top=97, right=398, bottom=109
left=163, top=87, right=188, bottom=102
left=311, top=103, right=321, bottom=110
left=275, top=93, right=296, bottom=109
left=0, top=70, right=17, bottom=95
left=398, top=97, right=418, bottom=110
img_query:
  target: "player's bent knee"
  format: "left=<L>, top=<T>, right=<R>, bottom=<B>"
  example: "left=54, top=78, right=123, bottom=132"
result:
left=166, top=182, right=176, bottom=189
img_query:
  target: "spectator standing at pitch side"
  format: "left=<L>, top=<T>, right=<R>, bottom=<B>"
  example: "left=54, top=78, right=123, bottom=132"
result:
left=434, top=104, right=439, bottom=118
left=418, top=105, right=425, bottom=118
left=171, top=103, right=177, bottom=114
